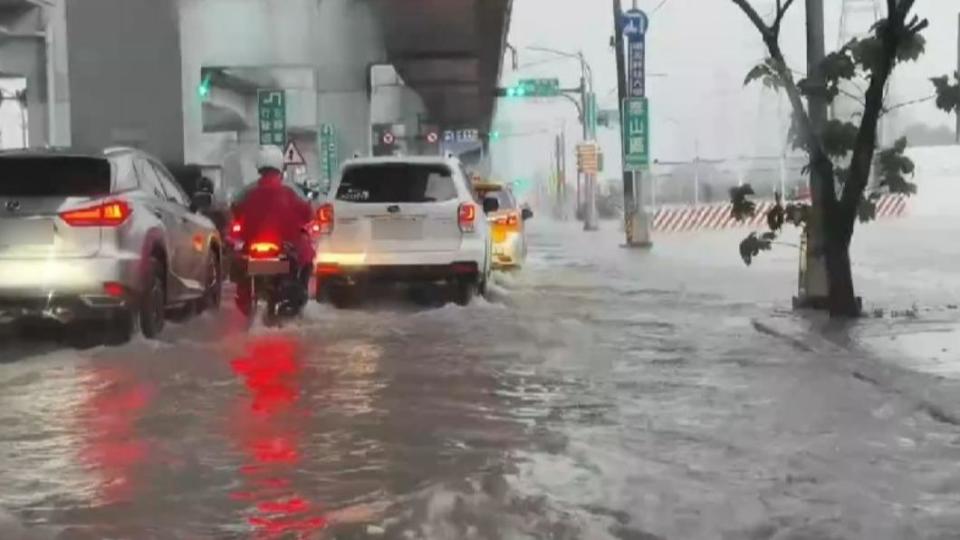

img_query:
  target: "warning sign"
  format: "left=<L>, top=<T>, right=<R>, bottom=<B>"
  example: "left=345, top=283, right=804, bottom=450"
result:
left=283, top=141, right=306, bottom=167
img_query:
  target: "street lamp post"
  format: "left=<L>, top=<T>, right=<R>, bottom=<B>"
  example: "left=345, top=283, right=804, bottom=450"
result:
left=526, top=46, right=599, bottom=230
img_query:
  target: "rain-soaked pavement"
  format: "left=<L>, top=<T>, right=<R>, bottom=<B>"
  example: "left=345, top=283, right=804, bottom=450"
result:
left=3, top=218, right=960, bottom=540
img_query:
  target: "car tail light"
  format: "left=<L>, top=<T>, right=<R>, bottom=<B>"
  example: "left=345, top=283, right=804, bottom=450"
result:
left=495, top=213, right=519, bottom=228
left=60, top=200, right=131, bottom=227
left=103, top=282, right=126, bottom=298
left=458, top=203, right=477, bottom=233
left=315, top=263, right=341, bottom=276
left=451, top=262, right=477, bottom=274
left=249, top=241, right=280, bottom=259
left=229, top=220, right=242, bottom=236
left=316, top=203, right=334, bottom=235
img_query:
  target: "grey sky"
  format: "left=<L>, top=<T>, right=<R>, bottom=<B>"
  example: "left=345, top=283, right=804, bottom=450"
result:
left=491, top=0, right=957, bottom=184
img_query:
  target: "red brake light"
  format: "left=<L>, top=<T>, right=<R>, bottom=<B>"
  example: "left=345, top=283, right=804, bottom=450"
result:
left=60, top=200, right=131, bottom=227
left=249, top=242, right=280, bottom=259
left=495, top=213, right=519, bottom=227
left=230, top=220, right=242, bottom=235
left=316, top=203, right=334, bottom=235
left=458, top=203, right=477, bottom=232
left=103, top=282, right=126, bottom=298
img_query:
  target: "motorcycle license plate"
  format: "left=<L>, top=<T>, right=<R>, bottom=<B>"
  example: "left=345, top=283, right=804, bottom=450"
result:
left=246, top=258, right=289, bottom=276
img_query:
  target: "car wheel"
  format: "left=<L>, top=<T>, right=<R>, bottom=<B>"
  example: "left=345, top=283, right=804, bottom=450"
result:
left=327, top=285, right=357, bottom=310
left=452, top=278, right=477, bottom=306
left=104, top=310, right=134, bottom=345
left=198, top=250, right=222, bottom=313
left=64, top=321, right=102, bottom=349
left=139, top=257, right=166, bottom=339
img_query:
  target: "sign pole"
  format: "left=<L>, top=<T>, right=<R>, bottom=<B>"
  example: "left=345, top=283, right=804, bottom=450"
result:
left=618, top=5, right=652, bottom=247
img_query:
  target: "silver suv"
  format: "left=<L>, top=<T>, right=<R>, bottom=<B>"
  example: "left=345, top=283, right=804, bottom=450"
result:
left=0, top=147, right=223, bottom=343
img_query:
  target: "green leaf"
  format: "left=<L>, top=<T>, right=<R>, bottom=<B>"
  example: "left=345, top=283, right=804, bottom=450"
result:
left=739, top=232, right=773, bottom=266
left=932, top=73, right=960, bottom=113
left=729, top=184, right=757, bottom=221
left=821, top=120, right=858, bottom=158
left=876, top=137, right=918, bottom=196
left=743, top=59, right=783, bottom=90
left=849, top=35, right=884, bottom=74
left=896, top=32, right=926, bottom=62
left=784, top=203, right=809, bottom=226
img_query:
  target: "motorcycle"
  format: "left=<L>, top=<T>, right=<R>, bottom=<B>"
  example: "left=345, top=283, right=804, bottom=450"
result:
left=233, top=237, right=308, bottom=327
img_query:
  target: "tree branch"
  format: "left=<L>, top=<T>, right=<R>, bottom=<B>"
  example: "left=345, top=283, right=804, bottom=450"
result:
left=773, top=0, right=796, bottom=33
left=841, top=1, right=913, bottom=218
left=883, top=93, right=935, bottom=114
left=729, top=0, right=773, bottom=39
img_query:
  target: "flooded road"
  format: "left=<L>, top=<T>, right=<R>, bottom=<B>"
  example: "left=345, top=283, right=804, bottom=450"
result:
left=2, top=219, right=960, bottom=539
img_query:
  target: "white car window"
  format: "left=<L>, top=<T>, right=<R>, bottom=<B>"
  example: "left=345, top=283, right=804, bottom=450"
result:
left=153, top=163, right=190, bottom=207
left=135, top=158, right=167, bottom=201
left=111, top=154, right=140, bottom=193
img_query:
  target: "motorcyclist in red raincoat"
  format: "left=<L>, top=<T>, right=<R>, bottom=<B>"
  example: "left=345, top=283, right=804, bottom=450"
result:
left=230, top=145, right=315, bottom=314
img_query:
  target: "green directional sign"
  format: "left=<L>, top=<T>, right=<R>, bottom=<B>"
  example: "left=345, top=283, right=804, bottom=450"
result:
left=257, top=89, right=286, bottom=147
left=622, top=97, right=650, bottom=169
left=319, top=123, right=338, bottom=184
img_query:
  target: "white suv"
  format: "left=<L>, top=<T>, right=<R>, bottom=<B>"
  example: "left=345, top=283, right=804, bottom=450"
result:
left=313, top=156, right=499, bottom=307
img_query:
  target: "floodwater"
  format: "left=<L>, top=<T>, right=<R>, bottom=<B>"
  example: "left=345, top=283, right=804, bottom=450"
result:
left=2, top=218, right=960, bottom=540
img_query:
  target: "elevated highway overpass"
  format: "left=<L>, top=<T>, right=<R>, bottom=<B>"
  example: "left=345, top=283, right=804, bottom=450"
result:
left=48, top=0, right=512, bottom=196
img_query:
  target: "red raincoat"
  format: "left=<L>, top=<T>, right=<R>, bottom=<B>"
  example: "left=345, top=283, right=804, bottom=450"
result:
left=231, top=171, right=316, bottom=265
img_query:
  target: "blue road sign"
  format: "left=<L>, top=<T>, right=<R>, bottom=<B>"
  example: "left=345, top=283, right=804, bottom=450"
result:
left=622, top=9, right=649, bottom=38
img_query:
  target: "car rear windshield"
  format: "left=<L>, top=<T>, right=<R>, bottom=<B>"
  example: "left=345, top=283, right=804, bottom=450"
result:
left=336, top=164, right=457, bottom=203
left=0, top=157, right=111, bottom=197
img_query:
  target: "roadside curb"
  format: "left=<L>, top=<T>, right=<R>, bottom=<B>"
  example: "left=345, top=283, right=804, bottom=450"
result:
left=751, top=312, right=960, bottom=427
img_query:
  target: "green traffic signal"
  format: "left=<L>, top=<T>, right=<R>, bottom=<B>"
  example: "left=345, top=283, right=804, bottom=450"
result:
left=489, top=130, right=501, bottom=141
left=198, top=72, right=213, bottom=99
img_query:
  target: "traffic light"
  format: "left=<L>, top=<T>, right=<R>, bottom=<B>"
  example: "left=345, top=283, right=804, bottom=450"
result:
left=496, top=78, right=560, bottom=99
left=489, top=130, right=501, bottom=141
left=198, top=72, right=213, bottom=100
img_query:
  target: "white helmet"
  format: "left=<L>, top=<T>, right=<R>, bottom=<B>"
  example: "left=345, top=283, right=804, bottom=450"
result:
left=256, top=145, right=284, bottom=173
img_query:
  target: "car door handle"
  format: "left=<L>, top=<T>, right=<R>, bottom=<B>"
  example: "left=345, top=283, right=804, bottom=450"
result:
left=387, top=205, right=401, bottom=214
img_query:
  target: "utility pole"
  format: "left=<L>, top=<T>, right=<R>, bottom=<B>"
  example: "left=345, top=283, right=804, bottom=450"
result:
left=612, top=0, right=632, bottom=231
left=956, top=12, right=960, bottom=143
left=613, top=0, right=652, bottom=247
left=796, top=0, right=831, bottom=309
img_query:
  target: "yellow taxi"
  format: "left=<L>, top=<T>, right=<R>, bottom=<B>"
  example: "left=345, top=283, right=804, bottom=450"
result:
left=473, top=182, right=533, bottom=270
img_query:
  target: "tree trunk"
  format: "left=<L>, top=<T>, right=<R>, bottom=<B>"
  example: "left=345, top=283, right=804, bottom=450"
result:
left=823, top=217, right=861, bottom=318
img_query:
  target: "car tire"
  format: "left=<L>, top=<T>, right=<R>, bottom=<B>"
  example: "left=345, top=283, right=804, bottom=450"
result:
left=198, top=250, right=222, bottom=313
left=104, top=310, right=134, bottom=345
left=139, top=257, right=166, bottom=339
left=452, top=278, right=477, bottom=306
left=327, top=285, right=357, bottom=310
left=64, top=321, right=101, bottom=349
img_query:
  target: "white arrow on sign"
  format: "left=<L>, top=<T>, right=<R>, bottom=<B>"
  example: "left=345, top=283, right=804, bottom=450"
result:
left=283, top=141, right=307, bottom=166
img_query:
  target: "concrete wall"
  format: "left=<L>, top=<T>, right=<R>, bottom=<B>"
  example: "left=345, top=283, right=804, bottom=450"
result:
left=179, top=0, right=406, bottom=198
left=0, top=0, right=70, bottom=147
left=370, top=64, right=428, bottom=156
left=65, top=0, right=184, bottom=161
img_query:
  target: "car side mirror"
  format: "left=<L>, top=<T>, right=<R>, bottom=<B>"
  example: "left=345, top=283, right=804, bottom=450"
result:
left=482, top=196, right=500, bottom=214
left=522, top=207, right=534, bottom=221
left=191, top=191, right=213, bottom=213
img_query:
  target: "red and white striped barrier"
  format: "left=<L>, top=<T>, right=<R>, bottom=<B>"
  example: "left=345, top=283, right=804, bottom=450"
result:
left=652, top=194, right=907, bottom=233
